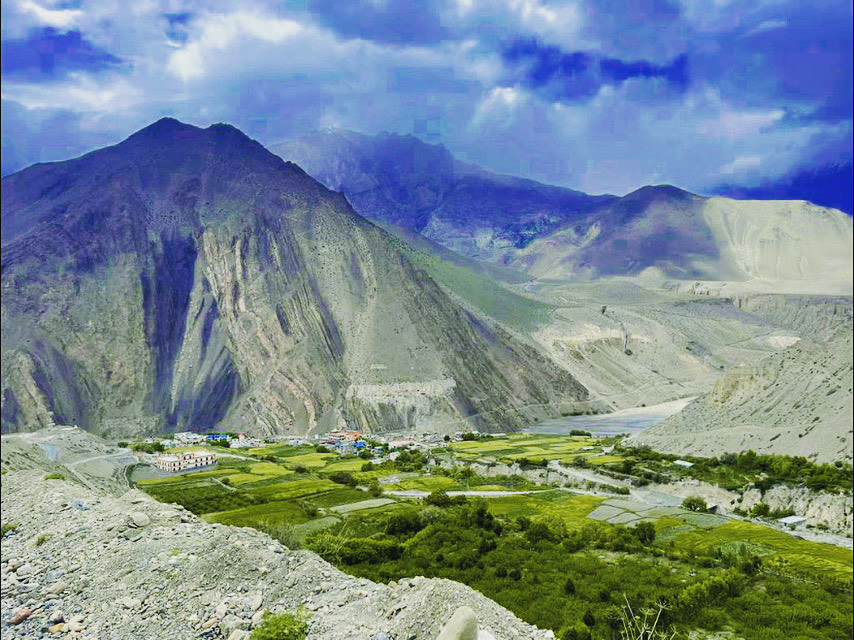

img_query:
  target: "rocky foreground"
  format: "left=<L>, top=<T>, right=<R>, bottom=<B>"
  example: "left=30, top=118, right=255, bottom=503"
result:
left=1, top=470, right=551, bottom=639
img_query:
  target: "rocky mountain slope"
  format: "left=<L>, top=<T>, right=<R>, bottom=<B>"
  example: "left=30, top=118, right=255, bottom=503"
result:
left=513, top=189, right=853, bottom=285
left=627, top=298, right=853, bottom=462
left=276, top=131, right=853, bottom=290
left=1, top=119, right=588, bottom=438
left=0, top=430, right=549, bottom=639
left=272, top=130, right=614, bottom=260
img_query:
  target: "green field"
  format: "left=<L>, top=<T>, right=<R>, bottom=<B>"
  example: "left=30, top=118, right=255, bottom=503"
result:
left=448, top=433, right=604, bottom=466
left=673, top=520, right=853, bottom=582
left=134, top=437, right=853, bottom=639
left=487, top=491, right=604, bottom=529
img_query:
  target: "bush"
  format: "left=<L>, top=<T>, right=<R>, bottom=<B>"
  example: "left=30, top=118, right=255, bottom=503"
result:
left=385, top=509, right=424, bottom=535
left=1, top=522, right=18, bottom=537
left=570, top=430, right=592, bottom=437
left=425, top=490, right=452, bottom=508
left=634, top=521, right=656, bottom=544
left=250, top=611, right=308, bottom=640
left=328, top=471, right=357, bottom=487
left=129, top=441, right=165, bottom=454
left=44, top=472, right=66, bottom=480
left=750, top=503, right=770, bottom=518
left=368, top=479, right=383, bottom=497
left=682, top=496, right=708, bottom=512
left=360, top=461, right=375, bottom=472
left=261, top=522, right=302, bottom=549
left=292, top=464, right=309, bottom=474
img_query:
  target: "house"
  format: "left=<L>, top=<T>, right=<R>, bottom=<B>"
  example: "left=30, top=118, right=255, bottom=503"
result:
left=778, top=515, right=807, bottom=526
left=673, top=460, right=694, bottom=468
left=206, top=433, right=230, bottom=442
left=174, top=431, right=205, bottom=445
left=155, top=450, right=217, bottom=472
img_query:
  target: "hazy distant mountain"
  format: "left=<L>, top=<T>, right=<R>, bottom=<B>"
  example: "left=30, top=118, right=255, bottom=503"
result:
left=509, top=186, right=854, bottom=285
left=272, top=131, right=614, bottom=259
left=276, top=131, right=853, bottom=287
left=1, top=119, right=588, bottom=438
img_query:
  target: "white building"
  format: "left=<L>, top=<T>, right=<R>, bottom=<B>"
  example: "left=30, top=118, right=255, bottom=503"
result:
left=155, top=450, right=217, bottom=472
left=673, top=460, right=694, bottom=468
left=778, top=515, right=807, bottom=526
left=174, top=431, right=205, bottom=445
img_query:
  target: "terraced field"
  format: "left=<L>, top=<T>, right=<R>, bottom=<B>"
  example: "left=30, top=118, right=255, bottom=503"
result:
left=448, top=433, right=607, bottom=465
left=672, top=520, right=853, bottom=582
left=133, top=440, right=853, bottom=591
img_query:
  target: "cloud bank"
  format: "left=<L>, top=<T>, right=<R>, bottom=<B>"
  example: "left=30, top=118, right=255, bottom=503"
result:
left=1, top=0, right=851, bottom=205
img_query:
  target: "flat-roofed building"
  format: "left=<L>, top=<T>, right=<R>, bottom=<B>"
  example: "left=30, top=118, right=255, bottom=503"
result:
left=155, top=450, right=217, bottom=472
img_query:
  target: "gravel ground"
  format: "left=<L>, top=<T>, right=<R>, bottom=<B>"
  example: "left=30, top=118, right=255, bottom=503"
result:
left=1, top=470, right=554, bottom=640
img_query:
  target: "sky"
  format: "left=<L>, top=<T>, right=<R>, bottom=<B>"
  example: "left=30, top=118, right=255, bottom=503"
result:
left=1, top=0, right=852, bottom=206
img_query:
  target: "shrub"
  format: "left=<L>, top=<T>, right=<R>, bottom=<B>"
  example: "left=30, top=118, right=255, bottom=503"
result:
left=250, top=611, right=308, bottom=640
left=1, top=522, right=18, bottom=537
left=261, top=521, right=302, bottom=549
left=35, top=533, right=52, bottom=546
left=360, top=461, right=375, bottom=472
left=750, top=503, right=770, bottom=518
left=385, top=509, right=424, bottom=536
left=368, top=479, right=383, bottom=497
left=129, top=441, right=165, bottom=453
left=44, top=472, right=66, bottom=480
left=425, top=490, right=452, bottom=508
left=328, top=471, right=357, bottom=487
left=292, top=464, right=309, bottom=474
left=682, top=496, right=708, bottom=512
left=634, top=521, right=656, bottom=544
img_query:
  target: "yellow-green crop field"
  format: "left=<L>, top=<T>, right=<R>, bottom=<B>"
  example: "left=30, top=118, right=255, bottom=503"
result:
left=673, top=520, right=853, bottom=581
left=449, top=434, right=604, bottom=465
left=487, top=490, right=604, bottom=529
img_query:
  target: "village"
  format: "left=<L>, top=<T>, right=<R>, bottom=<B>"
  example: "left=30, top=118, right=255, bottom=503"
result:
left=140, top=428, right=820, bottom=532
left=152, top=428, right=469, bottom=473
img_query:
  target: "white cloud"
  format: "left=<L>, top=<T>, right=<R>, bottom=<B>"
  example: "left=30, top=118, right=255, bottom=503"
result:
left=719, top=155, right=762, bottom=175
left=695, top=92, right=785, bottom=141
left=742, top=18, right=788, bottom=37
left=18, top=0, right=82, bottom=29
left=167, top=12, right=305, bottom=81
left=1, top=73, right=143, bottom=112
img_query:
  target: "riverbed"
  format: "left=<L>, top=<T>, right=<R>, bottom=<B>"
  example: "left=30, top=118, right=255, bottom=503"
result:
left=526, top=397, right=695, bottom=437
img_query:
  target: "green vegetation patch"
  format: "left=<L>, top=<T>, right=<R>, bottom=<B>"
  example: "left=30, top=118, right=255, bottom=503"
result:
left=487, top=491, right=603, bottom=529
left=673, top=520, right=853, bottom=582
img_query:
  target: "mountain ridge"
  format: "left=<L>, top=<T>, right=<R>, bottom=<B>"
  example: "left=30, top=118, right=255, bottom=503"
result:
left=276, top=130, right=853, bottom=288
left=1, top=119, right=589, bottom=438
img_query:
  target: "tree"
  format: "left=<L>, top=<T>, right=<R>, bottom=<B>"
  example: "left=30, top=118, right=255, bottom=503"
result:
left=634, top=521, right=656, bottom=544
left=368, top=479, right=383, bottom=497
left=682, top=496, right=707, bottom=512
left=425, top=490, right=452, bottom=507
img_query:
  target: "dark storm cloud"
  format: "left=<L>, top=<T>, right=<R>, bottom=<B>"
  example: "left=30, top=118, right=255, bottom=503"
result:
left=0, top=0, right=850, bottom=199
left=1, top=27, right=124, bottom=80
left=162, top=12, right=194, bottom=45
left=502, top=38, right=688, bottom=101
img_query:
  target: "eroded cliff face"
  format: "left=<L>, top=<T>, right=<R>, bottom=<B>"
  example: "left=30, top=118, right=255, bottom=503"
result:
left=1, top=119, right=587, bottom=438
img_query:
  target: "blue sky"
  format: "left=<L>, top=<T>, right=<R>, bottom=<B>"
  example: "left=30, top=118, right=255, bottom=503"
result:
left=1, top=0, right=851, bottom=205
